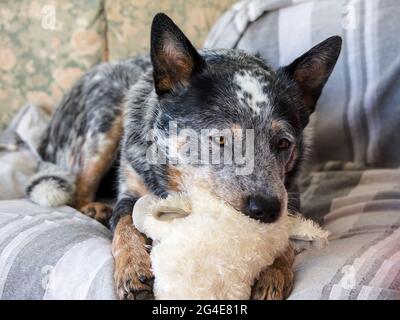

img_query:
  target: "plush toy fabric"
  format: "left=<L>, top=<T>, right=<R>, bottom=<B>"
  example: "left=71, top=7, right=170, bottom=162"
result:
left=133, top=187, right=328, bottom=300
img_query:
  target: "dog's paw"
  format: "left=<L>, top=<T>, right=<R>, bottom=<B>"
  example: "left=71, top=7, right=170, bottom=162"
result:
left=251, top=266, right=294, bottom=300
left=251, top=245, right=295, bottom=300
left=80, top=202, right=113, bottom=226
left=112, top=214, right=154, bottom=300
left=114, top=248, right=154, bottom=300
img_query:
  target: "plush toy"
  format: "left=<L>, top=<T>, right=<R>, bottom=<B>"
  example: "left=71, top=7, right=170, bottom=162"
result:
left=132, top=186, right=328, bottom=300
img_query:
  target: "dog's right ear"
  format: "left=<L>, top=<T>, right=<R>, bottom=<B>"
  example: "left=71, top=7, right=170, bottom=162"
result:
left=279, top=36, right=342, bottom=114
left=150, top=13, right=206, bottom=96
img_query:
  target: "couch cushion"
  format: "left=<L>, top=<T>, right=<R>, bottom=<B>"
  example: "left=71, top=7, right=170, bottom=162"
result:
left=0, top=200, right=116, bottom=299
left=0, top=103, right=50, bottom=200
left=1, top=168, right=399, bottom=300
left=290, top=166, right=400, bottom=299
left=0, top=0, right=107, bottom=129
left=104, top=0, right=237, bottom=60
left=205, top=0, right=400, bottom=168
left=291, top=206, right=400, bottom=300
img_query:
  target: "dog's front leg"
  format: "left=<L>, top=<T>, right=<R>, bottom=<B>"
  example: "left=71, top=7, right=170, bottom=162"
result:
left=251, top=244, right=295, bottom=300
left=111, top=198, right=154, bottom=300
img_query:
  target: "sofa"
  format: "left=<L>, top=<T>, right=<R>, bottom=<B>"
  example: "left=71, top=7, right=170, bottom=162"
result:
left=0, top=0, right=399, bottom=299
left=0, top=0, right=236, bottom=129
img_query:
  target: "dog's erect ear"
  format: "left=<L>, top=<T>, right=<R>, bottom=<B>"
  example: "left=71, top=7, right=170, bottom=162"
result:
left=150, top=13, right=206, bottom=95
left=280, top=36, right=342, bottom=113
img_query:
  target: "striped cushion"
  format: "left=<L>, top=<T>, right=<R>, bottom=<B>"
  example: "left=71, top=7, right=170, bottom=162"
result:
left=289, top=165, right=400, bottom=299
left=1, top=166, right=399, bottom=299
left=0, top=200, right=116, bottom=300
left=205, top=0, right=400, bottom=168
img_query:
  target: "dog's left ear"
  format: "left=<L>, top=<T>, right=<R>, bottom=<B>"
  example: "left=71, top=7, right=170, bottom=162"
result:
left=150, top=13, right=206, bottom=96
left=280, top=36, right=342, bottom=113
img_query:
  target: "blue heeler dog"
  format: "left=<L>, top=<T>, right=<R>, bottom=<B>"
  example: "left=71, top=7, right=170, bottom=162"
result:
left=26, top=13, right=342, bottom=300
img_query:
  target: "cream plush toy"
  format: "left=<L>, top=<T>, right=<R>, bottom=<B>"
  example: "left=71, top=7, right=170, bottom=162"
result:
left=132, top=186, right=328, bottom=300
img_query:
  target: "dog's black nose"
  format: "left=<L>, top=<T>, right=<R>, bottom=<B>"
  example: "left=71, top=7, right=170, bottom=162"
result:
left=245, top=195, right=281, bottom=223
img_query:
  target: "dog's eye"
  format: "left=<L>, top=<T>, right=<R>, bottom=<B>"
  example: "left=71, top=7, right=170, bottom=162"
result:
left=276, top=138, right=291, bottom=150
left=211, top=136, right=225, bottom=146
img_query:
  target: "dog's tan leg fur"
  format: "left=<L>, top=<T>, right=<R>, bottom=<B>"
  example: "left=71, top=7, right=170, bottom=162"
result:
left=251, top=244, right=295, bottom=300
left=74, top=116, right=123, bottom=224
left=112, top=215, right=154, bottom=300
left=112, top=163, right=154, bottom=300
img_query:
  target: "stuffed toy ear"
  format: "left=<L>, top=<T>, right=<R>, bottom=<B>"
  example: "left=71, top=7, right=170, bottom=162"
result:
left=288, top=214, right=330, bottom=253
left=132, top=194, right=191, bottom=242
left=132, top=194, right=160, bottom=235
left=152, top=194, right=191, bottom=221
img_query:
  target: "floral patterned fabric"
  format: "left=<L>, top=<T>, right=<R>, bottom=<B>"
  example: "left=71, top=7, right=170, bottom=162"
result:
left=0, top=0, right=107, bottom=128
left=105, top=0, right=236, bottom=61
left=0, top=0, right=235, bottom=129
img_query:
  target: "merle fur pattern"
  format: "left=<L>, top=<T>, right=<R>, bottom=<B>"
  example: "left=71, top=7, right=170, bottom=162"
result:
left=35, top=13, right=342, bottom=234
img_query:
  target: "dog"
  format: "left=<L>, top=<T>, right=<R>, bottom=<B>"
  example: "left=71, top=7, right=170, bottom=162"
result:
left=26, top=13, right=342, bottom=300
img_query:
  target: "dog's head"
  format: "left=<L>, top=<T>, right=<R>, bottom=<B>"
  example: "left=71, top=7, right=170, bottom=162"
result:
left=149, top=13, right=342, bottom=223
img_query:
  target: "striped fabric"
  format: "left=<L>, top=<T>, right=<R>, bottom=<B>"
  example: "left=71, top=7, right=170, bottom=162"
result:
left=0, top=200, right=116, bottom=300
left=290, top=164, right=400, bottom=299
left=0, top=166, right=399, bottom=299
left=205, top=0, right=400, bottom=168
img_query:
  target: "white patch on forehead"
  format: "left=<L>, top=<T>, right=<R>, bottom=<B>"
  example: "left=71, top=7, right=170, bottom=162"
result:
left=234, top=71, right=270, bottom=115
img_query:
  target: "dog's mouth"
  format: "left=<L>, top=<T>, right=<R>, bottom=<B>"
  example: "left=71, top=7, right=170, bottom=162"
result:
left=181, top=178, right=287, bottom=224
left=215, top=191, right=288, bottom=224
